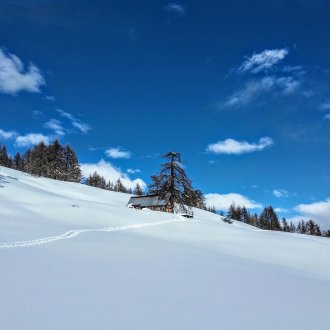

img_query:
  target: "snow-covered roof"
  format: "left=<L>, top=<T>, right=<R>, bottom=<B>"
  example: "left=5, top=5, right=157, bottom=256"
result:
left=127, top=194, right=169, bottom=207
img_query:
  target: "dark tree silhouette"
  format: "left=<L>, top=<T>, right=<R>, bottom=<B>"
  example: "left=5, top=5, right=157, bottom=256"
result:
left=149, top=151, right=193, bottom=212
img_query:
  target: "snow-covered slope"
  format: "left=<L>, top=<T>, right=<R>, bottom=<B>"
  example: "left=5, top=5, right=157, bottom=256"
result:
left=0, top=167, right=329, bottom=330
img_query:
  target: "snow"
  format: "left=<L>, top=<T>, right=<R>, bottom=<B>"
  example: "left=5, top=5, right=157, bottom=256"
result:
left=0, top=166, right=329, bottom=330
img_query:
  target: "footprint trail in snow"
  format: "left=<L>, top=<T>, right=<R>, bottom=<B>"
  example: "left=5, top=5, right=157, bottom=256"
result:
left=0, top=219, right=184, bottom=249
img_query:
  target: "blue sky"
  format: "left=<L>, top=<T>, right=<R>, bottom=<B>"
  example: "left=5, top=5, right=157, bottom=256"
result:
left=1, top=0, right=330, bottom=227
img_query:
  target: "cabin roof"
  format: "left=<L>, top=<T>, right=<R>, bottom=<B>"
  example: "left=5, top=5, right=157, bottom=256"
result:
left=127, top=194, right=169, bottom=207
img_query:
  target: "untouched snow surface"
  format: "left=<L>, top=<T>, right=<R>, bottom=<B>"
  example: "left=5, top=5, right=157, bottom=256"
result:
left=0, top=167, right=329, bottom=330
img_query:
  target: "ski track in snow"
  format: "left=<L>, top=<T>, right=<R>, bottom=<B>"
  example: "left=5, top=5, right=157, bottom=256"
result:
left=0, top=219, right=185, bottom=249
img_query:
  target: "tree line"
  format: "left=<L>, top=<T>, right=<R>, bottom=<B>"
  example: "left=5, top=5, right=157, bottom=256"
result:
left=0, top=140, right=81, bottom=182
left=224, top=203, right=330, bottom=238
left=85, top=171, right=144, bottom=195
left=1, top=142, right=330, bottom=238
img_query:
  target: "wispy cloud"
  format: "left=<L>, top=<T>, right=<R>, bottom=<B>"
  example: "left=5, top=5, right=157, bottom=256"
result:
left=32, top=110, right=43, bottom=117
left=44, top=95, right=55, bottom=101
left=0, top=128, right=17, bottom=140
left=15, top=133, right=51, bottom=147
left=223, top=48, right=304, bottom=108
left=44, top=119, right=65, bottom=136
left=0, top=48, right=45, bottom=95
left=238, top=48, right=289, bottom=74
left=320, top=101, right=330, bottom=119
left=81, top=159, right=146, bottom=190
left=57, top=109, right=74, bottom=121
left=225, top=76, right=300, bottom=107
left=273, top=189, right=289, bottom=198
left=206, top=137, right=273, bottom=155
left=57, top=109, right=91, bottom=134
left=205, top=193, right=262, bottom=210
left=71, top=121, right=91, bottom=134
left=164, top=3, right=185, bottom=15
left=105, top=147, right=131, bottom=159
left=320, top=101, right=330, bottom=111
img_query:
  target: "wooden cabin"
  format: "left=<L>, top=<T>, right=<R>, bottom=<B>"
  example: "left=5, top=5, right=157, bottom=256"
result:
left=127, top=194, right=194, bottom=218
left=127, top=194, right=173, bottom=213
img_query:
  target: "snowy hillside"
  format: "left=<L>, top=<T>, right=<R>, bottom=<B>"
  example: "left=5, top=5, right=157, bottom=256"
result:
left=0, top=166, right=329, bottom=330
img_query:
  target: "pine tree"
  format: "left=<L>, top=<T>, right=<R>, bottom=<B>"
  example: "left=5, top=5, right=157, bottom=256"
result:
left=281, top=218, right=290, bottom=232
left=185, top=188, right=206, bottom=209
left=114, top=178, right=128, bottom=193
left=236, top=206, right=242, bottom=221
left=207, top=205, right=217, bottom=213
left=30, top=142, right=48, bottom=177
left=148, top=151, right=193, bottom=212
left=323, top=230, right=330, bottom=238
left=13, top=152, right=24, bottom=171
left=46, top=140, right=65, bottom=180
left=106, top=180, right=114, bottom=191
left=133, top=182, right=144, bottom=196
left=259, top=206, right=281, bottom=231
left=23, top=149, right=32, bottom=173
left=8, top=155, right=13, bottom=168
left=241, top=206, right=250, bottom=223
left=250, top=213, right=258, bottom=227
left=0, top=144, right=10, bottom=167
left=86, top=171, right=107, bottom=189
left=306, top=220, right=316, bottom=235
left=297, top=220, right=307, bottom=234
left=315, top=224, right=322, bottom=236
left=63, top=145, right=81, bottom=182
left=289, top=222, right=296, bottom=233
left=227, top=203, right=237, bottom=220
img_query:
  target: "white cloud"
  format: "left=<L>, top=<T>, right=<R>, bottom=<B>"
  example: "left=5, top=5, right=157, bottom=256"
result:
left=44, top=119, right=65, bottom=136
left=325, top=114, right=330, bottom=120
left=273, top=189, right=289, bottom=198
left=81, top=159, right=146, bottom=190
left=15, top=133, right=51, bottom=147
left=275, top=207, right=289, bottom=213
left=225, top=76, right=300, bottom=107
left=0, top=128, right=17, bottom=140
left=57, top=109, right=91, bottom=134
left=205, top=193, right=262, bottom=211
left=106, top=147, right=131, bottom=159
left=164, top=3, right=185, bottom=15
left=206, top=137, right=273, bottom=155
left=238, top=48, right=289, bottom=74
left=0, top=48, right=45, bottom=94
left=127, top=168, right=141, bottom=174
left=294, top=198, right=330, bottom=228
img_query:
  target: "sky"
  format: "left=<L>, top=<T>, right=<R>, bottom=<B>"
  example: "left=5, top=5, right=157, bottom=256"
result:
left=1, top=0, right=330, bottom=227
